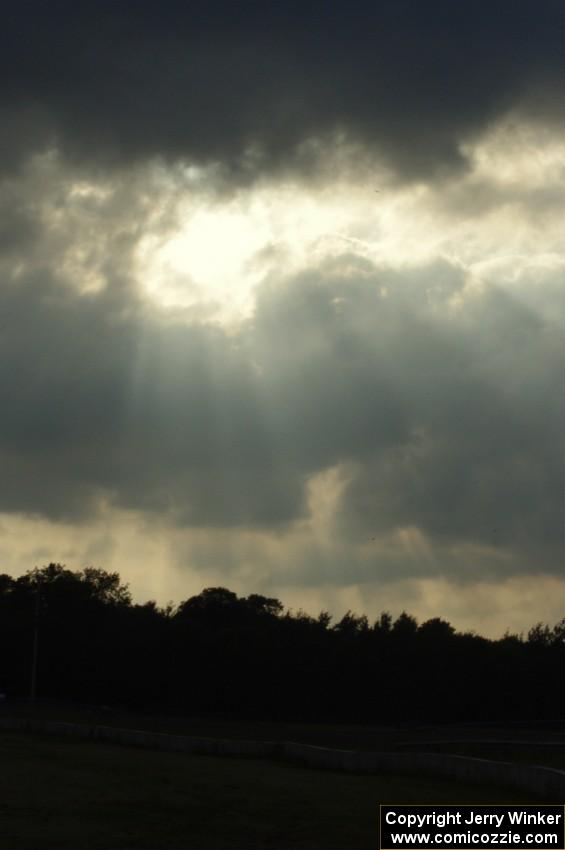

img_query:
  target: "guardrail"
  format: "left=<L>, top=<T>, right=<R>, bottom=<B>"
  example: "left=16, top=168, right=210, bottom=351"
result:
left=2, top=716, right=564, bottom=800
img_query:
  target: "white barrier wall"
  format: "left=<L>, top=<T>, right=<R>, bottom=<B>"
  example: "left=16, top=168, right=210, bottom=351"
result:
left=2, top=716, right=564, bottom=800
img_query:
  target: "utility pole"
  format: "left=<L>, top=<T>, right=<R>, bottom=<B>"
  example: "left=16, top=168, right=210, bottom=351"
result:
left=30, top=577, right=41, bottom=705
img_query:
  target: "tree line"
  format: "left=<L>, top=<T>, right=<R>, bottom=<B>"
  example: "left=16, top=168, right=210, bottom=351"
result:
left=1, top=563, right=562, bottom=724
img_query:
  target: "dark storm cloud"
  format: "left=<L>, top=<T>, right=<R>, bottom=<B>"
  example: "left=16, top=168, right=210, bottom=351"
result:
left=251, top=260, right=565, bottom=568
left=4, top=1, right=565, bottom=181
left=0, top=267, right=303, bottom=526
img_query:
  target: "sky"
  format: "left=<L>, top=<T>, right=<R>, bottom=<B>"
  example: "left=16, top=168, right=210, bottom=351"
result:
left=2, top=0, right=565, bottom=636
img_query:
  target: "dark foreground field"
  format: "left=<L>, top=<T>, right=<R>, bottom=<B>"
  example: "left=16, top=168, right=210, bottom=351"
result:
left=1, top=731, right=531, bottom=850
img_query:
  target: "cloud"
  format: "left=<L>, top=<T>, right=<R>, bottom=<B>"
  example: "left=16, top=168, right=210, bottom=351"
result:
left=4, top=2, right=565, bottom=183
left=251, top=260, right=565, bottom=574
left=1, top=160, right=565, bottom=591
left=4, top=5, right=565, bottom=638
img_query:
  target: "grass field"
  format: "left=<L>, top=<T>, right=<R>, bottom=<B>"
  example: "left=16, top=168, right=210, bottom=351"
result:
left=0, top=731, right=533, bottom=850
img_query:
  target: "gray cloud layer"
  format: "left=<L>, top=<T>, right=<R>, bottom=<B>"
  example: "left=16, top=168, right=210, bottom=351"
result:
left=3, top=5, right=565, bottom=600
left=2, top=164, right=564, bottom=582
left=4, top=1, right=565, bottom=181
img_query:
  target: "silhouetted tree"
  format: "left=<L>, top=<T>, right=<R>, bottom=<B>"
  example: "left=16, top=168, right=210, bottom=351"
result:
left=1, top=564, right=564, bottom=725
